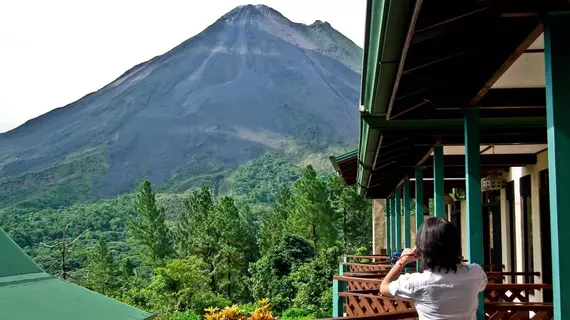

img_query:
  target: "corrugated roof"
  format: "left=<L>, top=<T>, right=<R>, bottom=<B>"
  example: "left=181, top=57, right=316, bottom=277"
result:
left=0, top=229, right=155, bottom=320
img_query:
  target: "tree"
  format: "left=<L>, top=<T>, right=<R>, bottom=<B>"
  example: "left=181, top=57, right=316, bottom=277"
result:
left=41, top=223, right=88, bottom=280
left=176, top=186, right=220, bottom=291
left=258, top=185, right=292, bottom=255
left=288, top=166, right=336, bottom=250
left=144, top=257, right=213, bottom=319
left=176, top=189, right=257, bottom=302
left=84, top=237, right=116, bottom=295
left=212, top=197, right=245, bottom=300
left=211, top=197, right=259, bottom=302
left=249, top=234, right=315, bottom=312
left=176, top=186, right=215, bottom=258
left=129, top=180, right=173, bottom=266
left=334, top=178, right=372, bottom=252
left=290, top=246, right=342, bottom=317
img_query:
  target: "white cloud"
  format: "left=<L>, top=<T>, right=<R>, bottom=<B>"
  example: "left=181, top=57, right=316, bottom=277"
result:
left=0, top=0, right=366, bottom=133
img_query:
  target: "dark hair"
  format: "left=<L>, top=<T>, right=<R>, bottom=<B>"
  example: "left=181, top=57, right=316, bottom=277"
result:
left=416, top=217, right=461, bottom=273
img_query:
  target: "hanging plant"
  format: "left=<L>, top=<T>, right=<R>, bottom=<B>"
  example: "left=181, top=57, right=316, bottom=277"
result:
left=448, top=188, right=466, bottom=202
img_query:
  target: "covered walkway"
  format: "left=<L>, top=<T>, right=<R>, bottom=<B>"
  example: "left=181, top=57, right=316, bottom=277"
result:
left=330, top=0, right=570, bottom=319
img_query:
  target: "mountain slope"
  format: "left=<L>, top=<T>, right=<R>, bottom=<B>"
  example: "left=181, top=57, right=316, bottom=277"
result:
left=0, top=4, right=361, bottom=204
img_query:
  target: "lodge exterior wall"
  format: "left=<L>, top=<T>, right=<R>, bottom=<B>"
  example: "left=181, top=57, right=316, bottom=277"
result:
left=372, top=199, right=385, bottom=255
left=457, top=150, right=548, bottom=300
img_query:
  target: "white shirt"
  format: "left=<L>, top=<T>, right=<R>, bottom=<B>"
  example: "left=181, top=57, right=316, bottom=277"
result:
left=388, top=264, right=487, bottom=320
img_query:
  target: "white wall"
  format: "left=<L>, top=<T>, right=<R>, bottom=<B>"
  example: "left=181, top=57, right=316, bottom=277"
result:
left=498, top=151, right=548, bottom=301
left=460, top=201, right=468, bottom=260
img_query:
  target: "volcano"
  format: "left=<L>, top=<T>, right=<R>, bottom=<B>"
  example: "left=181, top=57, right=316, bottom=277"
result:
left=0, top=4, right=362, bottom=204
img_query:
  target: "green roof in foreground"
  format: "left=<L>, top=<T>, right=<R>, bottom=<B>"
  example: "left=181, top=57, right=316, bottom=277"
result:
left=0, top=229, right=42, bottom=278
left=0, top=229, right=154, bottom=320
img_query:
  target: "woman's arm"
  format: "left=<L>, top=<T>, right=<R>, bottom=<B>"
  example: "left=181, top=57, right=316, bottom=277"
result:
left=380, top=248, right=419, bottom=296
left=379, top=260, right=406, bottom=296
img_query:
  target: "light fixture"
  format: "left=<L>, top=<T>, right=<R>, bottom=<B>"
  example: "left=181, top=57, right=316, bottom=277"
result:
left=481, top=172, right=506, bottom=192
left=481, top=146, right=507, bottom=192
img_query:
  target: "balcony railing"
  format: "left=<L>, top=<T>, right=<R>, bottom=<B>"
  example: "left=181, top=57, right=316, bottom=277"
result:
left=331, top=254, right=554, bottom=320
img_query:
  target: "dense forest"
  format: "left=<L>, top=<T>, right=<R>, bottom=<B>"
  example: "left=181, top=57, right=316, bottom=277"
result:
left=0, top=153, right=371, bottom=320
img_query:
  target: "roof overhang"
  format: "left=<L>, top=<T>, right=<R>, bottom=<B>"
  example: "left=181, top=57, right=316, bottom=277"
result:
left=355, top=0, right=570, bottom=198
left=330, top=150, right=358, bottom=185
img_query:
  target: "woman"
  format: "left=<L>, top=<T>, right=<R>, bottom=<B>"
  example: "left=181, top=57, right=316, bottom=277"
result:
left=380, top=217, right=487, bottom=320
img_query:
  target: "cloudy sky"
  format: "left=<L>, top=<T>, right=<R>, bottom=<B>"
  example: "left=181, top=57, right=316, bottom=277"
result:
left=0, top=0, right=366, bottom=133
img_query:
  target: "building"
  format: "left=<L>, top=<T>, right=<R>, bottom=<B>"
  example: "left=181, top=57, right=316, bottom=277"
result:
left=330, top=0, right=570, bottom=318
left=0, top=229, right=154, bottom=320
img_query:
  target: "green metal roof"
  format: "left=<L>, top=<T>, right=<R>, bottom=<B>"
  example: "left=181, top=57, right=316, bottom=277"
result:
left=330, top=150, right=357, bottom=166
left=0, top=229, right=154, bottom=320
left=329, top=150, right=358, bottom=185
left=358, top=0, right=416, bottom=195
left=0, top=229, right=42, bottom=277
left=0, top=273, right=154, bottom=320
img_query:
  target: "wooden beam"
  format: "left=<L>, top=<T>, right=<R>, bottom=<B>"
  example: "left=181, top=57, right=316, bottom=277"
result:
left=403, top=50, right=470, bottom=76
left=386, top=0, right=424, bottom=120
left=415, top=7, right=489, bottom=34
left=469, top=24, right=544, bottom=105
left=477, top=88, right=546, bottom=109
left=414, top=153, right=538, bottom=167
left=390, top=100, right=430, bottom=120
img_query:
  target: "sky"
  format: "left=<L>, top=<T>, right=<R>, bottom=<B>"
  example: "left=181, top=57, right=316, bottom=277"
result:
left=0, top=0, right=366, bottom=133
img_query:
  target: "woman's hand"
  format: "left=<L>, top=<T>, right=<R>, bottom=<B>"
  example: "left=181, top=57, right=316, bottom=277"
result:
left=398, top=248, right=419, bottom=265
left=381, top=248, right=418, bottom=296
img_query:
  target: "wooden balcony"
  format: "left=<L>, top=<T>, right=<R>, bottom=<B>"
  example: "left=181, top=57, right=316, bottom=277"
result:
left=331, top=255, right=554, bottom=320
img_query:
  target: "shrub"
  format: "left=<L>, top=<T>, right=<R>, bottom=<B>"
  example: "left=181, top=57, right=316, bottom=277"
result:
left=239, top=302, right=258, bottom=317
left=205, top=305, right=246, bottom=320
left=205, top=299, right=278, bottom=320
left=281, top=307, right=310, bottom=320
left=171, top=310, right=201, bottom=320
left=196, top=294, right=232, bottom=314
left=248, top=299, right=278, bottom=320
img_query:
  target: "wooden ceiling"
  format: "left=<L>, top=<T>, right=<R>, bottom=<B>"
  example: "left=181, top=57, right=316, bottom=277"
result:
left=357, top=0, right=570, bottom=198
left=383, top=0, right=547, bottom=121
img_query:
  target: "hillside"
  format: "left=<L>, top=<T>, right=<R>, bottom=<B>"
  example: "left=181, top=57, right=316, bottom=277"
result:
left=0, top=5, right=362, bottom=208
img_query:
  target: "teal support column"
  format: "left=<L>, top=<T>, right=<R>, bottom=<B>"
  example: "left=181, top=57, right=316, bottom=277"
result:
left=415, top=167, right=424, bottom=272
left=332, top=261, right=347, bottom=316
left=394, top=188, right=402, bottom=251
left=403, top=177, right=411, bottom=248
left=332, top=279, right=341, bottom=317
left=390, top=197, right=397, bottom=253
left=386, top=198, right=392, bottom=256
left=415, top=167, right=424, bottom=230
left=464, top=107, right=483, bottom=319
left=433, top=144, right=445, bottom=218
left=545, top=15, right=570, bottom=318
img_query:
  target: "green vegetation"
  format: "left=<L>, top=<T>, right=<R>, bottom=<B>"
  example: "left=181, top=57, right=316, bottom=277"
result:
left=0, top=153, right=371, bottom=319
left=226, top=153, right=299, bottom=204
